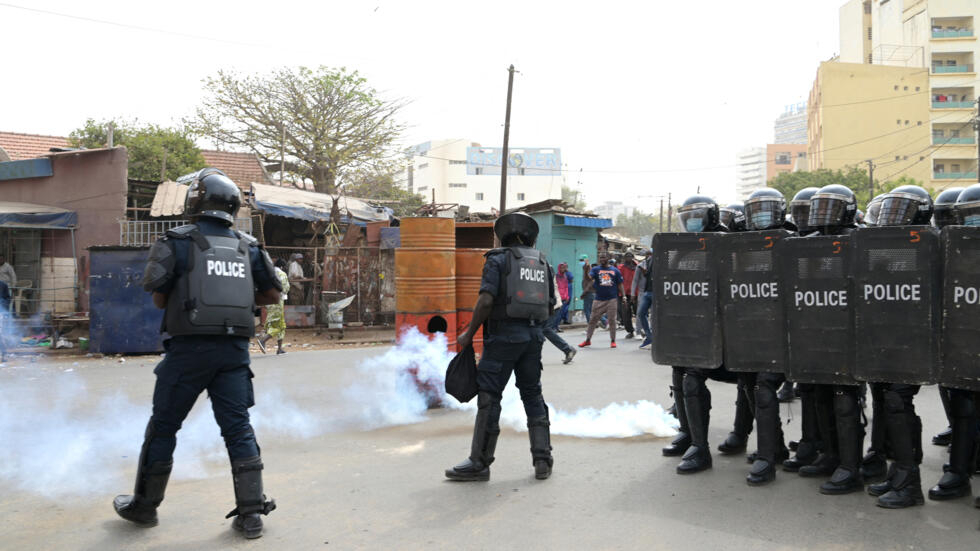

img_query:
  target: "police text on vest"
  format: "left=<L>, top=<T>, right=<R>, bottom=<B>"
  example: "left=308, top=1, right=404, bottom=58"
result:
left=207, top=260, right=247, bottom=278
left=520, top=267, right=546, bottom=283
left=794, top=290, right=847, bottom=307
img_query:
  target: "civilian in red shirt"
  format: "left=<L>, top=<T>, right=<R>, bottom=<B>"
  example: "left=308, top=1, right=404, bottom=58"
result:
left=617, top=252, right=637, bottom=339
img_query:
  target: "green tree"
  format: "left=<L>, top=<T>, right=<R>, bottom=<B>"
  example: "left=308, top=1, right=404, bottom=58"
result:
left=69, top=119, right=206, bottom=181
left=341, top=170, right=424, bottom=217
left=614, top=210, right=662, bottom=240
left=189, top=66, right=406, bottom=194
left=768, top=167, right=930, bottom=212
left=561, top=184, right=586, bottom=209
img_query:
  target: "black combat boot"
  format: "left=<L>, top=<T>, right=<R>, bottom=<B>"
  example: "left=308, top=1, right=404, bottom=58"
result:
left=800, top=388, right=839, bottom=477
left=877, top=466, right=925, bottom=508
left=113, top=460, right=173, bottom=526
left=663, top=372, right=691, bottom=457
left=933, top=427, right=953, bottom=447
left=784, top=441, right=820, bottom=472
left=862, top=384, right=888, bottom=482
left=748, top=377, right=782, bottom=486
left=868, top=462, right=898, bottom=497
left=677, top=376, right=712, bottom=474
left=446, top=392, right=500, bottom=481
left=528, top=413, right=553, bottom=480
left=861, top=450, right=888, bottom=482
left=934, top=386, right=953, bottom=446
left=929, top=392, right=975, bottom=500
left=719, top=383, right=753, bottom=455
left=819, top=388, right=864, bottom=495
left=225, top=456, right=276, bottom=539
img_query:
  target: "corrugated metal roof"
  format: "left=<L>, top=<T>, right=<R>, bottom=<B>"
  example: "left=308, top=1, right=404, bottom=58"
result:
left=149, top=181, right=187, bottom=217
left=251, top=182, right=391, bottom=223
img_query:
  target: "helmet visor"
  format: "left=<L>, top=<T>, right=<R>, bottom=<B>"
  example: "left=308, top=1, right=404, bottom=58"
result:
left=876, top=194, right=921, bottom=226
left=789, top=203, right=810, bottom=230
left=957, top=201, right=980, bottom=226
left=933, top=205, right=957, bottom=228
left=676, top=202, right=712, bottom=233
left=808, top=195, right=849, bottom=227
left=745, top=199, right=783, bottom=230
left=866, top=200, right=882, bottom=226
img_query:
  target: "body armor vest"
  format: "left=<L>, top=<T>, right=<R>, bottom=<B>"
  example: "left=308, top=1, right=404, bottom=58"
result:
left=489, top=246, right=551, bottom=322
left=163, top=225, right=256, bottom=337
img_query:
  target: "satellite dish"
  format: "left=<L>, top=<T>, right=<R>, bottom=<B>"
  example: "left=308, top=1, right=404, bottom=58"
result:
left=0, top=146, right=10, bottom=163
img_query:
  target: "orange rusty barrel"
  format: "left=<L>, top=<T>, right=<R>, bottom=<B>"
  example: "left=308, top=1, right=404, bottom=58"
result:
left=395, top=217, right=457, bottom=351
left=456, top=248, right=489, bottom=354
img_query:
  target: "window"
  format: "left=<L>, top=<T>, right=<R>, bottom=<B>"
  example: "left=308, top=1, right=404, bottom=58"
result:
left=518, top=168, right=526, bottom=176
left=867, top=27, right=872, bottom=40
left=905, top=120, right=909, bottom=125
left=775, top=153, right=791, bottom=165
left=449, top=183, right=467, bottom=188
left=418, top=163, right=429, bottom=170
left=951, top=129, right=961, bottom=138
left=417, top=186, right=428, bottom=192
left=933, top=129, right=945, bottom=138
left=894, top=85, right=899, bottom=90
left=915, top=87, right=920, bottom=91
left=868, top=54, right=873, bottom=64
left=895, top=156, right=901, bottom=161
left=936, top=164, right=946, bottom=173
left=475, top=192, right=484, bottom=200
left=903, top=86, right=908, bottom=91
left=449, top=160, right=467, bottom=165
left=475, top=168, right=483, bottom=175
left=517, top=193, right=526, bottom=201
left=952, top=164, right=961, bottom=172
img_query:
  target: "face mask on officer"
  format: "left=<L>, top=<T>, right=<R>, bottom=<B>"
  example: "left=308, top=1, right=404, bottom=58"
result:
left=685, top=216, right=705, bottom=232
left=965, top=214, right=980, bottom=227
left=751, top=211, right=774, bottom=228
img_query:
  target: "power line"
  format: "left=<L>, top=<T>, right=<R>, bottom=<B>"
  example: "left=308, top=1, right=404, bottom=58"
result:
left=0, top=2, right=267, bottom=48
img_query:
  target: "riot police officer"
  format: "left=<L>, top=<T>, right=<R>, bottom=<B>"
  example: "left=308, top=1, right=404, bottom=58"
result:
left=928, top=187, right=964, bottom=450
left=782, top=186, right=824, bottom=473
left=740, top=188, right=798, bottom=485
left=797, top=184, right=865, bottom=495
left=670, top=195, right=740, bottom=474
left=113, top=168, right=282, bottom=538
left=929, top=185, right=977, bottom=504
left=865, top=193, right=886, bottom=227
left=720, top=203, right=747, bottom=232
left=447, top=212, right=555, bottom=481
left=863, top=185, right=934, bottom=508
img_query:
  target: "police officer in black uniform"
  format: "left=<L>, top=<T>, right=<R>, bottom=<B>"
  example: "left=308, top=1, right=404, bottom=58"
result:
left=670, top=195, right=741, bottom=474
left=113, top=168, right=282, bottom=539
left=740, top=188, right=798, bottom=485
left=782, top=186, right=825, bottom=472
left=863, top=185, right=934, bottom=508
left=720, top=202, right=747, bottom=233
left=446, top=211, right=555, bottom=481
left=929, top=185, right=978, bottom=504
left=797, top=184, right=865, bottom=495
left=928, top=188, right=964, bottom=450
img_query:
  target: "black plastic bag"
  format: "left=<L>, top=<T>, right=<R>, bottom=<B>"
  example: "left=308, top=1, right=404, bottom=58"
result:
left=445, top=345, right=478, bottom=403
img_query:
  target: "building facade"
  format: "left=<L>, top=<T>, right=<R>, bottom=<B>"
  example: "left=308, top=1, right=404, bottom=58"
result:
left=593, top=201, right=637, bottom=221
left=839, top=0, right=979, bottom=188
left=735, top=147, right=767, bottom=201
left=808, top=61, right=931, bottom=185
left=774, top=103, right=810, bottom=144
left=400, top=139, right=563, bottom=214
left=766, top=143, right=808, bottom=183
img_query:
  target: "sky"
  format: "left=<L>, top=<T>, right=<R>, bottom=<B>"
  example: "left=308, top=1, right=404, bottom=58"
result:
left=0, top=0, right=843, bottom=211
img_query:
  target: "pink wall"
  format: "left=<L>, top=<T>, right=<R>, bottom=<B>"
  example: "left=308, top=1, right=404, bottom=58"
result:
left=2, top=147, right=128, bottom=310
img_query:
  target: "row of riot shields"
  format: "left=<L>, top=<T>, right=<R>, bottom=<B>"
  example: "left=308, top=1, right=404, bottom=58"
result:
left=651, top=226, right=980, bottom=391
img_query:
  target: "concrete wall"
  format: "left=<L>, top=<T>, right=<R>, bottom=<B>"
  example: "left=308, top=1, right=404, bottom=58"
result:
left=1, top=147, right=128, bottom=310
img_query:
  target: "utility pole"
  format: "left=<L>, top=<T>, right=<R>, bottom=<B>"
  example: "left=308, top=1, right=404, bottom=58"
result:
left=107, top=122, right=114, bottom=148
left=866, top=159, right=875, bottom=203
left=160, top=149, right=168, bottom=181
left=667, top=192, right=673, bottom=232
left=659, top=197, right=664, bottom=232
left=499, top=64, right=515, bottom=214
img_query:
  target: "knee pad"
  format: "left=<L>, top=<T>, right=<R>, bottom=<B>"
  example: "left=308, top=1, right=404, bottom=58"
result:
left=833, top=389, right=859, bottom=417
left=223, top=426, right=256, bottom=448
left=682, top=373, right=703, bottom=398
left=754, top=384, right=776, bottom=410
left=883, top=389, right=905, bottom=416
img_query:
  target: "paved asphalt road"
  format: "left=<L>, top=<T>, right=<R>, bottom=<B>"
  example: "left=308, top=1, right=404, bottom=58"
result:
left=1, top=331, right=978, bottom=550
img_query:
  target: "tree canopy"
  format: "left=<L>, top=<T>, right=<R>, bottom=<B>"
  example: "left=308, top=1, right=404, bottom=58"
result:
left=189, top=66, right=406, bottom=194
left=69, top=119, right=206, bottom=181
left=561, top=184, right=586, bottom=210
left=614, top=210, right=663, bottom=241
left=768, top=168, right=931, bottom=212
left=341, top=170, right=424, bottom=218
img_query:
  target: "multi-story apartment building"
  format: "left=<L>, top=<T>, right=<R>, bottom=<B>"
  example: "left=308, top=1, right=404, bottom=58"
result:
left=736, top=147, right=767, bottom=201
left=767, top=144, right=808, bottom=183
left=774, top=103, right=810, bottom=144
left=840, top=0, right=979, bottom=188
left=594, top=201, right=637, bottom=221
left=400, top=139, right=563, bottom=214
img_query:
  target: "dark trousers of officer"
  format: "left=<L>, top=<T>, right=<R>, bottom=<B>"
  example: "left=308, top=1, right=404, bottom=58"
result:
left=754, top=372, right=787, bottom=463
left=814, top=383, right=864, bottom=472
left=142, top=337, right=260, bottom=466
left=942, top=387, right=977, bottom=479
left=683, top=365, right=739, bottom=449
left=868, top=383, right=887, bottom=459
left=796, top=383, right=821, bottom=450
left=880, top=383, right=922, bottom=472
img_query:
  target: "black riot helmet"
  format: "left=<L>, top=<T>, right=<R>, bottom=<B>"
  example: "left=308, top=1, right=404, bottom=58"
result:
left=494, top=211, right=539, bottom=246
left=675, top=195, right=720, bottom=233
left=744, top=188, right=787, bottom=231
left=181, top=168, right=242, bottom=226
left=789, top=187, right=820, bottom=233
left=719, top=203, right=746, bottom=232
left=865, top=193, right=886, bottom=226
left=954, top=184, right=980, bottom=227
left=808, top=184, right=857, bottom=229
left=933, top=187, right=964, bottom=228
left=876, top=185, right=934, bottom=226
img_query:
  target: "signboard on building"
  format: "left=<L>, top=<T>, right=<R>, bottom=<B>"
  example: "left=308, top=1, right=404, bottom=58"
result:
left=466, top=147, right=561, bottom=176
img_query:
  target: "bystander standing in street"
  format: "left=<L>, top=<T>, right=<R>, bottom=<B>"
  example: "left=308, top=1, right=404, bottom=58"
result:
left=579, top=254, right=595, bottom=323
left=632, top=249, right=655, bottom=349
left=287, top=253, right=305, bottom=305
left=579, top=257, right=625, bottom=348
left=257, top=259, right=291, bottom=355
left=544, top=270, right=576, bottom=364
left=556, top=263, right=573, bottom=328
left=617, top=253, right=637, bottom=339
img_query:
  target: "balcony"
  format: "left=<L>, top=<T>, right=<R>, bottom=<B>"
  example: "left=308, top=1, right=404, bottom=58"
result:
left=933, top=100, right=974, bottom=108
left=933, top=64, right=973, bottom=74
left=933, top=29, right=974, bottom=39
left=934, top=172, right=978, bottom=180
left=933, top=136, right=976, bottom=145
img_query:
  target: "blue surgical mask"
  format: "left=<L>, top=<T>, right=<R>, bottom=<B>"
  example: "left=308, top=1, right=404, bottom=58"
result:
left=752, top=212, right=774, bottom=229
left=685, top=218, right=705, bottom=232
left=579, top=260, right=586, bottom=267
left=965, top=214, right=980, bottom=227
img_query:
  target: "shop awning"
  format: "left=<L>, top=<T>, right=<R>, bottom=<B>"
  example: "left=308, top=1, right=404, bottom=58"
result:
left=559, top=215, right=613, bottom=228
left=0, top=202, right=77, bottom=229
left=251, top=182, right=392, bottom=225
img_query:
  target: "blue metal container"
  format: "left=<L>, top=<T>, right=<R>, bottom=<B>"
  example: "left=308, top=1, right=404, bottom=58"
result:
left=89, top=246, right=163, bottom=354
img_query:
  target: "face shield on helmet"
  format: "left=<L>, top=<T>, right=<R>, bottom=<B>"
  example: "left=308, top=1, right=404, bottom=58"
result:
left=789, top=202, right=810, bottom=231
left=676, top=202, right=713, bottom=232
left=808, top=188, right=854, bottom=228
left=876, top=192, right=928, bottom=226
left=865, top=198, right=883, bottom=226
left=745, top=198, right=785, bottom=231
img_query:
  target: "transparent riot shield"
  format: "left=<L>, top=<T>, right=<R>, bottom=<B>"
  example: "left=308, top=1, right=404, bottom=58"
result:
left=779, top=234, right=857, bottom=385
left=853, top=226, right=940, bottom=384
left=651, top=232, right=723, bottom=368
left=940, top=226, right=980, bottom=392
left=719, top=229, right=792, bottom=373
